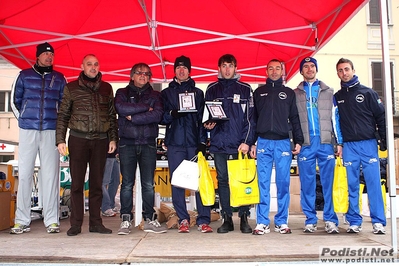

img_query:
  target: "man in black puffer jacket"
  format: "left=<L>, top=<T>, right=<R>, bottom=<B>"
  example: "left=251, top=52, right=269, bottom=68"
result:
left=114, top=63, right=167, bottom=235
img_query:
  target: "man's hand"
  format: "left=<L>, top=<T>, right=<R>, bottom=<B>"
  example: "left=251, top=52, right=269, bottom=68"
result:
left=335, top=145, right=343, bottom=158
left=204, top=122, right=216, bottom=130
left=379, top=139, right=387, bottom=151
left=57, top=143, right=67, bottom=156
left=170, top=110, right=188, bottom=119
left=292, top=144, right=301, bottom=155
left=195, top=143, right=207, bottom=156
left=238, top=143, right=249, bottom=154
left=250, top=145, right=257, bottom=159
left=108, top=141, right=117, bottom=153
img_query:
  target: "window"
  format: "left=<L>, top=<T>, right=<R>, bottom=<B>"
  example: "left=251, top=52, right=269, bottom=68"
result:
left=368, top=0, right=391, bottom=24
left=371, top=61, right=395, bottom=112
left=0, top=155, right=14, bottom=163
left=0, top=91, right=11, bottom=112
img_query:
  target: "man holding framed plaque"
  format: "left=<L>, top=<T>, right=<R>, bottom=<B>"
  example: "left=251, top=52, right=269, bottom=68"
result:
left=204, top=54, right=256, bottom=234
left=161, top=55, right=212, bottom=233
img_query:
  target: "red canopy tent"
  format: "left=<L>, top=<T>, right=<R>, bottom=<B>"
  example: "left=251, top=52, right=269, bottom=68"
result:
left=1, top=0, right=398, bottom=251
left=0, top=0, right=368, bottom=83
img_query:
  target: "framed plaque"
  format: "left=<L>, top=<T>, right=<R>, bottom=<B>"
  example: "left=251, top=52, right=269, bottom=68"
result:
left=202, top=101, right=229, bottom=123
left=178, top=92, right=197, bottom=112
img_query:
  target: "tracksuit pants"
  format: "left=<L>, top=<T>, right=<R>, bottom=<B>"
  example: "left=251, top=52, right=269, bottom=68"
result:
left=256, top=137, right=291, bottom=226
left=297, top=135, right=338, bottom=225
left=15, top=129, right=60, bottom=227
left=343, top=139, right=386, bottom=226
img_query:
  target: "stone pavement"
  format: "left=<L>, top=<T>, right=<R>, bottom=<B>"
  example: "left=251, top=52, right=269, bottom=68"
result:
left=0, top=211, right=397, bottom=265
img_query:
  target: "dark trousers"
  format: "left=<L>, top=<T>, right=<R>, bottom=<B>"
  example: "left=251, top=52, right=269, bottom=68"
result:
left=68, top=135, right=108, bottom=227
left=168, top=146, right=211, bottom=225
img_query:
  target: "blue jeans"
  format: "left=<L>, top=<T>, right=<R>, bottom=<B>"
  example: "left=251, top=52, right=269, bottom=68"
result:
left=213, top=152, right=250, bottom=217
left=119, top=144, right=157, bottom=221
left=101, top=157, right=120, bottom=212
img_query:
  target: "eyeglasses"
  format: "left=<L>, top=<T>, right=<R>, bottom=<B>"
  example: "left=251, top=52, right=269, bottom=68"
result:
left=134, top=71, right=151, bottom=77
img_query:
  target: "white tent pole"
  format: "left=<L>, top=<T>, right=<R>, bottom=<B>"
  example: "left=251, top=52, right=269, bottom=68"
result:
left=379, top=0, right=397, bottom=251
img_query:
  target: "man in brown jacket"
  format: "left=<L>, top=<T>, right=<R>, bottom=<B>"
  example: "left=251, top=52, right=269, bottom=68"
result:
left=56, top=54, right=118, bottom=236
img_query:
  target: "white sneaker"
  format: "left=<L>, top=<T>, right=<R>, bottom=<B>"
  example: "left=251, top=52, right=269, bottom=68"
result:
left=304, top=224, right=317, bottom=233
left=252, top=223, right=270, bottom=235
left=372, top=223, right=386, bottom=234
left=10, top=223, right=30, bottom=234
left=46, top=223, right=60, bottom=233
left=274, top=224, right=291, bottom=234
left=347, top=225, right=362, bottom=233
left=325, top=221, right=339, bottom=234
left=102, top=209, right=116, bottom=217
left=118, top=214, right=132, bottom=235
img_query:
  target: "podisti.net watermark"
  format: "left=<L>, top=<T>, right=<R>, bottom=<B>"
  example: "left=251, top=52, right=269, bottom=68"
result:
left=319, top=246, right=396, bottom=264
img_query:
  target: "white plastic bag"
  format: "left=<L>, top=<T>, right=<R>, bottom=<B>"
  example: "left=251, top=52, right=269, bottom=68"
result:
left=171, top=156, right=199, bottom=191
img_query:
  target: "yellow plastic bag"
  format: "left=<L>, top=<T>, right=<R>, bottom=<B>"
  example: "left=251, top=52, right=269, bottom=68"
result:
left=333, top=158, right=349, bottom=213
left=198, top=152, right=215, bottom=206
left=227, top=151, right=259, bottom=207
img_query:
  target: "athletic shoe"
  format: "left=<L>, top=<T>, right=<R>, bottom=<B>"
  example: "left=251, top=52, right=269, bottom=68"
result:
left=347, top=225, right=362, bottom=233
left=252, top=223, right=270, bottom=235
left=304, top=224, right=317, bottom=233
left=372, top=223, right=386, bottom=234
left=118, top=214, right=132, bottom=235
left=325, top=221, right=339, bottom=234
left=102, top=209, right=116, bottom=217
left=178, top=219, right=190, bottom=233
left=144, top=218, right=167, bottom=233
left=10, top=223, right=30, bottom=234
left=274, top=224, right=292, bottom=234
left=198, top=224, right=213, bottom=233
left=112, top=207, right=120, bottom=214
left=47, top=223, right=60, bottom=233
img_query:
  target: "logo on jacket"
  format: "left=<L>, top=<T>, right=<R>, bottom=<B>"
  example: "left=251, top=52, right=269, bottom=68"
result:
left=356, top=94, right=364, bottom=103
left=278, top=92, right=287, bottom=100
left=260, top=93, right=268, bottom=97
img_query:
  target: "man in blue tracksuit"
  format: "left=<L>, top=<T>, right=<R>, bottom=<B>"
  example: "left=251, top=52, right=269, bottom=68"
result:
left=294, top=57, right=342, bottom=234
left=334, top=58, right=386, bottom=234
left=250, top=59, right=303, bottom=235
left=204, top=54, right=255, bottom=234
left=161, top=55, right=212, bottom=233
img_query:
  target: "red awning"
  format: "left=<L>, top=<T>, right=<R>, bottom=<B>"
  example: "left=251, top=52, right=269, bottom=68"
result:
left=0, top=0, right=368, bottom=83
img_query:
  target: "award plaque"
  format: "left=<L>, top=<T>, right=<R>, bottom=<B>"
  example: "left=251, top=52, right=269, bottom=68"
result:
left=178, top=92, right=197, bottom=112
left=202, top=101, right=229, bottom=123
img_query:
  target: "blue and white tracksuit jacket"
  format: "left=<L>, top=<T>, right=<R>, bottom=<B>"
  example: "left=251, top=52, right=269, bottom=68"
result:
left=294, top=80, right=342, bottom=226
left=253, top=77, right=304, bottom=227
left=334, top=75, right=386, bottom=226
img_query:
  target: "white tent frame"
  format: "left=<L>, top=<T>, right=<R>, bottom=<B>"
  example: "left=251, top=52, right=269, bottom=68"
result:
left=379, top=0, right=397, bottom=252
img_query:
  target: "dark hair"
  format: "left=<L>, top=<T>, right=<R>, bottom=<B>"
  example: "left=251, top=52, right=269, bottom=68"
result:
left=130, top=63, right=152, bottom=78
left=336, top=58, right=354, bottom=70
left=218, top=54, right=237, bottom=67
left=267, top=58, right=283, bottom=68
